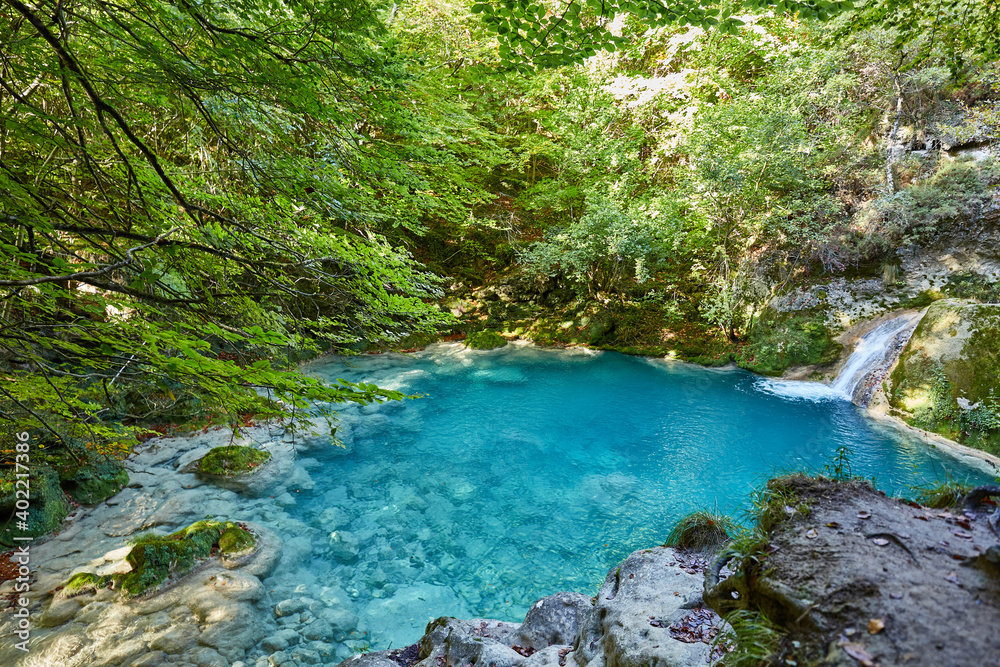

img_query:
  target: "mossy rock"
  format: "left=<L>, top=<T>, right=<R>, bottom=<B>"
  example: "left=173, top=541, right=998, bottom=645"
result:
left=57, top=455, right=129, bottom=505
left=889, top=299, right=1000, bottom=445
left=738, top=308, right=840, bottom=375
left=196, top=446, right=271, bottom=478
left=0, top=465, right=71, bottom=547
left=465, top=330, right=508, bottom=350
left=61, top=572, right=113, bottom=598
left=88, top=520, right=258, bottom=599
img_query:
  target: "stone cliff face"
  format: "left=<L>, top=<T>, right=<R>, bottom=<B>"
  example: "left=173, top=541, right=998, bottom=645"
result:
left=337, top=547, right=716, bottom=667
left=887, top=298, right=1000, bottom=448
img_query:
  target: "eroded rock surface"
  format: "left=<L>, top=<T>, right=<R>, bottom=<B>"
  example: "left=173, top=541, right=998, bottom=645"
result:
left=707, top=476, right=1000, bottom=666
left=337, top=547, right=716, bottom=667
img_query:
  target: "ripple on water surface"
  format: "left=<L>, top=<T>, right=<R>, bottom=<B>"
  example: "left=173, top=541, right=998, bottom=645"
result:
left=276, top=343, right=992, bottom=650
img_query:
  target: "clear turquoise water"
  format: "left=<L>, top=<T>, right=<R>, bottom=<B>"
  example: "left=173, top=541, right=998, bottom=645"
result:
left=286, top=343, right=993, bottom=650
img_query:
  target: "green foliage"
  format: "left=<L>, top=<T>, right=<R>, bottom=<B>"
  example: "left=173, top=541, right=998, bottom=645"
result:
left=910, top=476, right=975, bottom=509
left=62, top=572, right=112, bottom=598
left=665, top=511, right=738, bottom=550
left=824, top=446, right=854, bottom=481
left=522, top=194, right=681, bottom=296
left=472, top=0, right=852, bottom=71
left=844, top=0, right=1000, bottom=68
left=912, top=366, right=961, bottom=432
left=0, top=0, right=456, bottom=455
left=943, top=272, right=1000, bottom=304
left=714, top=609, right=783, bottom=667
left=738, top=311, right=840, bottom=375
left=465, top=330, right=508, bottom=350
left=196, top=446, right=272, bottom=478
left=218, top=525, right=256, bottom=554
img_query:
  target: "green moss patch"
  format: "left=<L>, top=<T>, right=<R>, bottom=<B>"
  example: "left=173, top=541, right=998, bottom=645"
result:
left=66, top=520, right=258, bottom=599
left=56, top=455, right=129, bottom=505
left=465, top=330, right=508, bottom=350
left=61, top=572, right=113, bottom=598
left=0, top=466, right=71, bottom=547
left=736, top=309, right=841, bottom=376
left=889, top=300, right=1000, bottom=452
left=196, top=445, right=271, bottom=477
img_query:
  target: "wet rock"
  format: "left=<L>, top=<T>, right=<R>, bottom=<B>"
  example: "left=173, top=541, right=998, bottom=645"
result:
left=275, top=598, right=308, bottom=618
left=147, top=624, right=196, bottom=654
left=317, top=506, right=351, bottom=530
left=319, top=606, right=359, bottom=634
left=337, top=653, right=399, bottom=667
left=191, top=645, right=230, bottom=667
left=301, top=619, right=333, bottom=641
left=517, top=592, right=592, bottom=649
left=130, top=651, right=167, bottom=667
left=261, top=635, right=290, bottom=653
left=328, top=531, right=360, bottom=563
left=571, top=547, right=714, bottom=667
left=37, top=596, right=83, bottom=627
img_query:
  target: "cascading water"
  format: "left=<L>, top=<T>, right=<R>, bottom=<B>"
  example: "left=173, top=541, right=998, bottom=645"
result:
left=830, top=312, right=923, bottom=405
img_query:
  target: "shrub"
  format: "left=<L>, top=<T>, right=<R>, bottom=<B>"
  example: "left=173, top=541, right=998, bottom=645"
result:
left=465, top=330, right=508, bottom=350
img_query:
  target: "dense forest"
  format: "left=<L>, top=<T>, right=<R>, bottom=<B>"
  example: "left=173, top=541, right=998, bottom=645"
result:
left=2, top=0, right=999, bottom=529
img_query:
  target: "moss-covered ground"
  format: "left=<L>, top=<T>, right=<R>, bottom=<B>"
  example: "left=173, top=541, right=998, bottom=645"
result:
left=62, top=520, right=257, bottom=599
left=196, top=445, right=271, bottom=477
left=0, top=466, right=71, bottom=547
left=465, top=330, right=507, bottom=350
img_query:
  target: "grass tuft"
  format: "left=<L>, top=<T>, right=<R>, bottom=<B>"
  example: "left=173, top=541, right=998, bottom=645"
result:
left=910, top=476, right=975, bottom=509
left=665, top=511, right=739, bottom=550
left=714, top=610, right=783, bottom=667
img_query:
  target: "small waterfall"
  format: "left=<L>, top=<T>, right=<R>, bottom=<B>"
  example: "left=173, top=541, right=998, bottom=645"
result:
left=830, top=312, right=923, bottom=406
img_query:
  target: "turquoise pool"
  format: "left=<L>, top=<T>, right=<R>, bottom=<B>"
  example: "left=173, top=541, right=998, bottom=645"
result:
left=278, top=343, right=993, bottom=650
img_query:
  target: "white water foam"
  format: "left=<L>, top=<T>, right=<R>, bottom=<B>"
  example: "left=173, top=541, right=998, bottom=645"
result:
left=830, top=312, right=922, bottom=403
left=754, top=377, right=849, bottom=402
left=753, top=312, right=923, bottom=404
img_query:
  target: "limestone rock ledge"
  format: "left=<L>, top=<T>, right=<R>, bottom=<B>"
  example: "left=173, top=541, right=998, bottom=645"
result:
left=337, top=546, right=713, bottom=667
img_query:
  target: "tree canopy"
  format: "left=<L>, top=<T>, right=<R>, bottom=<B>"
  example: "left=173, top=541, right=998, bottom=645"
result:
left=0, top=0, right=458, bottom=449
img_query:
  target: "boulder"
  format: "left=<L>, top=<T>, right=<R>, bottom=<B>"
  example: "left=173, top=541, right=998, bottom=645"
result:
left=569, top=547, right=712, bottom=667
left=517, top=592, right=592, bottom=649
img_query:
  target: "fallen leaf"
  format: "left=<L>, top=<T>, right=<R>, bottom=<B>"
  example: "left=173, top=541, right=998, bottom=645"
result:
left=806, top=529, right=819, bottom=539
left=944, top=572, right=960, bottom=585
left=889, top=593, right=903, bottom=600
left=840, top=641, right=875, bottom=666
left=950, top=528, right=973, bottom=540
left=857, top=511, right=872, bottom=519
left=826, top=521, right=842, bottom=529
left=872, top=538, right=889, bottom=546
left=868, top=618, right=885, bottom=634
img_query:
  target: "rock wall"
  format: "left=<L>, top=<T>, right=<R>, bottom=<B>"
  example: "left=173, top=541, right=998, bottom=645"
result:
left=888, top=299, right=1000, bottom=441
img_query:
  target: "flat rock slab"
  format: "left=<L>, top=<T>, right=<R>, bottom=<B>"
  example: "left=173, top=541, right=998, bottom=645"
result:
left=759, top=476, right=1000, bottom=666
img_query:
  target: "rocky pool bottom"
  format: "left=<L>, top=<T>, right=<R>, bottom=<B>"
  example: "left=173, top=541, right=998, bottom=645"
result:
left=1, top=344, right=996, bottom=667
